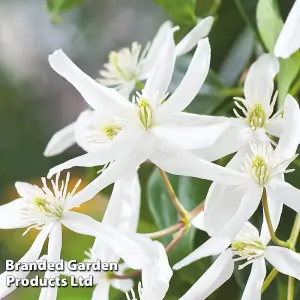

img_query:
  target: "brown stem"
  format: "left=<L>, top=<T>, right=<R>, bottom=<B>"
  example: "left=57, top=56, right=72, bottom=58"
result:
left=165, top=227, right=186, bottom=253
left=146, top=222, right=184, bottom=239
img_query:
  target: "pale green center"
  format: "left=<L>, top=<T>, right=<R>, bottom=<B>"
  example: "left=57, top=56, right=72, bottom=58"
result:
left=102, top=123, right=122, bottom=139
left=33, top=196, right=63, bottom=218
left=251, top=155, right=269, bottom=185
left=109, top=51, right=136, bottom=81
left=231, top=240, right=265, bottom=255
left=248, top=104, right=266, bottom=129
left=138, top=98, right=153, bottom=129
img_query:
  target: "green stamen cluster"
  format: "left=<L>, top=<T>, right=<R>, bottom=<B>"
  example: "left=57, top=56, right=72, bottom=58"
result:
left=248, top=104, right=266, bottom=129
left=138, top=98, right=153, bottom=129
left=102, top=123, right=122, bottom=139
left=251, top=155, right=269, bottom=185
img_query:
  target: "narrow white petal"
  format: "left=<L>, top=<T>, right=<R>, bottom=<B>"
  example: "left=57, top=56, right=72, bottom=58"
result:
left=61, top=212, right=157, bottom=270
left=241, top=258, right=266, bottom=300
left=39, top=222, right=62, bottom=300
left=151, top=121, right=229, bottom=150
left=265, top=246, right=300, bottom=280
left=266, top=179, right=300, bottom=213
left=15, top=181, right=37, bottom=199
left=179, top=249, right=234, bottom=300
left=274, top=0, right=300, bottom=58
left=92, top=281, right=110, bottom=300
left=265, top=118, right=283, bottom=138
left=244, top=54, right=279, bottom=113
left=0, top=225, right=51, bottom=298
left=145, top=26, right=176, bottom=101
left=191, top=212, right=205, bottom=231
left=142, top=241, right=173, bottom=300
left=173, top=237, right=230, bottom=270
left=159, top=38, right=211, bottom=115
left=0, top=198, right=28, bottom=229
left=175, top=16, right=214, bottom=56
left=48, top=50, right=133, bottom=117
left=260, top=190, right=283, bottom=246
left=275, top=95, right=300, bottom=158
left=110, top=278, right=133, bottom=293
left=44, top=122, right=76, bottom=157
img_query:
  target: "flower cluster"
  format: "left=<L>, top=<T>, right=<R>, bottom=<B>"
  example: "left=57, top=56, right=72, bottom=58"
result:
left=1, top=2, right=300, bottom=300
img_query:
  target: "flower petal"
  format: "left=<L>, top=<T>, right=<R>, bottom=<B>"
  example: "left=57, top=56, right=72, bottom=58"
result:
left=275, top=94, right=300, bottom=158
left=173, top=236, right=231, bottom=270
left=179, top=249, right=234, bottom=300
left=144, top=26, right=176, bottom=101
left=241, top=257, right=266, bottom=300
left=274, top=0, right=300, bottom=58
left=48, top=50, right=133, bottom=117
left=0, top=198, right=28, bottom=229
left=110, top=278, right=133, bottom=293
left=39, top=222, right=62, bottom=300
left=0, top=224, right=51, bottom=298
left=44, top=122, right=76, bottom=157
left=191, top=212, right=205, bottom=231
left=61, top=211, right=157, bottom=270
left=150, top=143, right=251, bottom=189
left=142, top=241, right=173, bottom=300
left=175, top=17, right=214, bottom=56
left=265, top=246, right=300, bottom=280
left=159, top=38, right=211, bottom=115
left=92, top=281, right=110, bottom=300
left=151, top=120, right=229, bottom=150
left=244, top=54, right=279, bottom=114
left=265, top=117, right=283, bottom=138
left=266, top=178, right=300, bottom=213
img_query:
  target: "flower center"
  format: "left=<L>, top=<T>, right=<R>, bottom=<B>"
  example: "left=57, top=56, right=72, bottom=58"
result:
left=251, top=155, right=269, bottom=185
left=33, top=196, right=63, bottom=218
left=137, top=98, right=153, bottom=129
left=102, top=123, right=123, bottom=139
left=231, top=239, right=265, bottom=270
left=248, top=104, right=266, bottom=129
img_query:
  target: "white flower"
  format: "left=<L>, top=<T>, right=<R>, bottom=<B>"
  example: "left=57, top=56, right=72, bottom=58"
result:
left=0, top=173, right=158, bottom=299
left=97, top=17, right=214, bottom=97
left=195, top=53, right=284, bottom=162
left=173, top=222, right=300, bottom=300
left=274, top=0, right=300, bottom=58
left=44, top=35, right=244, bottom=208
left=203, top=94, right=300, bottom=240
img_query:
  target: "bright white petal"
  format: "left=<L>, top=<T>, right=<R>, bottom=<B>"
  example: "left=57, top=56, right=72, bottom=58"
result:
left=39, top=222, right=62, bottom=300
left=175, top=16, right=214, bottom=56
left=265, top=246, right=300, bottom=280
left=142, top=241, right=173, bottom=300
left=265, top=118, right=283, bottom=138
left=191, top=212, right=205, bottom=231
left=244, top=54, right=279, bottom=113
left=140, top=21, right=173, bottom=78
left=48, top=50, right=133, bottom=117
left=151, top=121, right=229, bottom=150
left=274, top=0, right=300, bottom=58
left=110, top=278, right=133, bottom=293
left=260, top=189, right=283, bottom=246
left=266, top=179, right=300, bottom=213
left=179, top=249, right=234, bottom=300
left=241, top=258, right=266, bottom=300
left=144, top=26, right=176, bottom=101
left=92, top=281, right=110, bottom=300
left=173, top=236, right=231, bottom=270
left=44, top=122, right=75, bottom=157
left=0, top=198, right=28, bottom=229
left=0, top=224, right=51, bottom=298
left=61, top=212, right=157, bottom=270
left=15, top=181, right=37, bottom=199
left=159, top=38, right=211, bottom=115
left=275, top=95, right=300, bottom=158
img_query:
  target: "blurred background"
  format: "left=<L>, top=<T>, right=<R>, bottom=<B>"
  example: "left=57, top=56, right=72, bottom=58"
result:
left=0, top=0, right=299, bottom=299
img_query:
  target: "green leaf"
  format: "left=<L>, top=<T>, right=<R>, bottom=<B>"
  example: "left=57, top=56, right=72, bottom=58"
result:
left=47, top=0, right=84, bottom=21
left=155, top=0, right=197, bottom=25
left=257, top=0, right=300, bottom=106
left=147, top=168, right=210, bottom=264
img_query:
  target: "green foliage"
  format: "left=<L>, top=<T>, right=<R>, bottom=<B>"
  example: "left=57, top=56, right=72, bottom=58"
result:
left=47, top=0, right=84, bottom=22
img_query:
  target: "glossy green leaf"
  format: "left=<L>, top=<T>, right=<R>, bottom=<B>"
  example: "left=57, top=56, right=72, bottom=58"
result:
left=155, top=0, right=197, bottom=25
left=257, top=0, right=300, bottom=106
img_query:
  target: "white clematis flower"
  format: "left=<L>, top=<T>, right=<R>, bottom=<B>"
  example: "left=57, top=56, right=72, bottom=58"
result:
left=173, top=222, right=300, bottom=300
left=274, top=0, right=300, bottom=58
left=44, top=35, right=245, bottom=208
left=97, top=17, right=214, bottom=97
left=203, top=94, right=300, bottom=240
left=0, top=173, right=159, bottom=299
left=195, top=53, right=284, bottom=162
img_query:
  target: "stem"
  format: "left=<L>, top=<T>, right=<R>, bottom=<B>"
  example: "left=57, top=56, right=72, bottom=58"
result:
left=262, top=188, right=290, bottom=248
left=221, top=87, right=244, bottom=97
left=290, top=214, right=300, bottom=247
left=145, top=222, right=184, bottom=239
left=136, top=81, right=145, bottom=90
left=288, top=276, right=295, bottom=300
left=113, top=270, right=141, bottom=280
left=165, top=227, right=186, bottom=253
left=262, top=268, right=279, bottom=293
left=158, top=168, right=189, bottom=218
